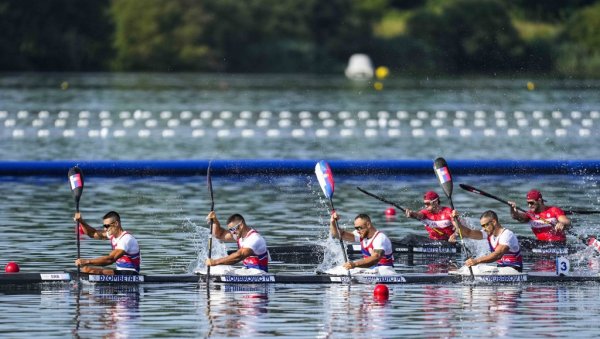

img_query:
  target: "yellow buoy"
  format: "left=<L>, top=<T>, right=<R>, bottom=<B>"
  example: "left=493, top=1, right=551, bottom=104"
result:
left=526, top=81, right=535, bottom=91
left=374, top=81, right=384, bottom=91
left=375, top=66, right=389, bottom=80
left=61, top=81, right=69, bottom=90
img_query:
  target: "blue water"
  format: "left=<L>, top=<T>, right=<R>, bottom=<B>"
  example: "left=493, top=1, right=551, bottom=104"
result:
left=1, top=73, right=600, bottom=338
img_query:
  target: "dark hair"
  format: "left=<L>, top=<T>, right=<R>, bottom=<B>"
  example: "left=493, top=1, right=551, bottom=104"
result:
left=354, top=214, right=371, bottom=223
left=480, top=210, right=498, bottom=221
left=227, top=214, right=245, bottom=225
left=103, top=211, right=121, bottom=222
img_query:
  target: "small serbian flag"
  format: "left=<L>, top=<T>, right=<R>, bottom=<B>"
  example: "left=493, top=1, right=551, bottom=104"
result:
left=435, top=166, right=452, bottom=184
left=69, top=173, right=83, bottom=190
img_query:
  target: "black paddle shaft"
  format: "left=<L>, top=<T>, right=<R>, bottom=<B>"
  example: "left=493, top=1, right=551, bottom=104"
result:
left=206, top=164, right=214, bottom=280
left=68, top=166, right=84, bottom=278
left=329, top=200, right=350, bottom=264
left=356, top=187, right=407, bottom=212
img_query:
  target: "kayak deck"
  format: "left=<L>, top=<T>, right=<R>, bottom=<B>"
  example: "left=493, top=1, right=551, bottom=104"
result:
left=2, top=271, right=600, bottom=285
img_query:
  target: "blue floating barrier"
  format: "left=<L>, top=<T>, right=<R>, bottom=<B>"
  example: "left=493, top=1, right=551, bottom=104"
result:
left=0, top=159, right=599, bottom=177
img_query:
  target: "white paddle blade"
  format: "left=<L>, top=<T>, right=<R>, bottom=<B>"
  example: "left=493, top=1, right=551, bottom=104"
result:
left=315, top=160, right=335, bottom=200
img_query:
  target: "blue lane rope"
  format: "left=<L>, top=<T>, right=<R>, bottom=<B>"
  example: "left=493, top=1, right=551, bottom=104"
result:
left=0, top=159, right=599, bottom=176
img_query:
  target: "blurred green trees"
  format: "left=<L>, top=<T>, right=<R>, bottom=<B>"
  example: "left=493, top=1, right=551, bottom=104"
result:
left=0, top=0, right=599, bottom=76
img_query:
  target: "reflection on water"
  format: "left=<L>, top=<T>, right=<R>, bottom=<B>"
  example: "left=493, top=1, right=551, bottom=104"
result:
left=72, top=285, right=141, bottom=339
left=204, top=284, right=271, bottom=338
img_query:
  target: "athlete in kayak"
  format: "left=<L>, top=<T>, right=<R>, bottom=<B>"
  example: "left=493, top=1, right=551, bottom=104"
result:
left=330, top=211, right=395, bottom=275
left=508, top=189, right=571, bottom=243
left=451, top=209, right=523, bottom=273
left=74, top=211, right=141, bottom=275
left=205, top=211, right=269, bottom=274
left=404, top=191, right=455, bottom=241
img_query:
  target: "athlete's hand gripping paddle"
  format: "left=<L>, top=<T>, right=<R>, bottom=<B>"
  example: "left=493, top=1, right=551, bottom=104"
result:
left=315, top=160, right=350, bottom=277
left=433, top=157, right=474, bottom=277
left=68, top=166, right=84, bottom=278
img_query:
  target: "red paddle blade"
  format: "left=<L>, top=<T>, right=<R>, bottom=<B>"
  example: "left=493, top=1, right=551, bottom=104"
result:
left=315, top=160, right=335, bottom=200
left=433, top=157, right=453, bottom=198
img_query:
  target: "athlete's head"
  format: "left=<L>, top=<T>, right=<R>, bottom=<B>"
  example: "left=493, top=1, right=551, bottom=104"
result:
left=354, top=214, right=373, bottom=237
left=479, top=210, right=498, bottom=235
left=226, top=214, right=246, bottom=239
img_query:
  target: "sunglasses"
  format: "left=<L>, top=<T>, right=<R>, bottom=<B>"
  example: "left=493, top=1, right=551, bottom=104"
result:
left=354, top=225, right=367, bottom=231
left=228, top=221, right=243, bottom=233
left=103, top=221, right=116, bottom=229
left=527, top=201, right=536, bottom=206
left=481, top=221, right=494, bottom=228
left=424, top=200, right=438, bottom=206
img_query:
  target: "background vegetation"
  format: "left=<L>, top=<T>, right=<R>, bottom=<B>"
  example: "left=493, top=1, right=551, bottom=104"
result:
left=1, top=0, right=599, bottom=76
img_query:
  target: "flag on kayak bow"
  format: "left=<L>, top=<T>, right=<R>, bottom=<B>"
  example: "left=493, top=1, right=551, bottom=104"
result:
left=315, top=160, right=335, bottom=200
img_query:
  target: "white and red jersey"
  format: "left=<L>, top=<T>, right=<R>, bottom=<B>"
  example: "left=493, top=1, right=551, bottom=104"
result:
left=481, top=228, right=522, bottom=270
left=237, top=229, right=269, bottom=272
left=352, top=230, right=394, bottom=267
left=525, top=206, right=567, bottom=242
left=418, top=206, right=454, bottom=240
left=110, top=231, right=141, bottom=272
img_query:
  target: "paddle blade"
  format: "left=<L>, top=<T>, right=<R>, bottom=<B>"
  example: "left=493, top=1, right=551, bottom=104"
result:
left=433, top=157, right=453, bottom=198
left=207, top=163, right=214, bottom=211
left=315, top=160, right=335, bottom=200
left=67, top=166, right=84, bottom=202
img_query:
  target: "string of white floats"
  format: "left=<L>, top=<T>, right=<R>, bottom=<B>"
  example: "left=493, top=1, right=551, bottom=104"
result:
left=0, top=109, right=597, bottom=139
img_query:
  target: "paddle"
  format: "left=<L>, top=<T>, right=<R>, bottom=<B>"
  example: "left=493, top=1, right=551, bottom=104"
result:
left=68, top=166, right=84, bottom=279
left=206, top=162, right=214, bottom=283
left=433, top=157, right=474, bottom=277
left=459, top=183, right=600, bottom=250
left=356, top=187, right=406, bottom=212
left=315, top=160, right=350, bottom=277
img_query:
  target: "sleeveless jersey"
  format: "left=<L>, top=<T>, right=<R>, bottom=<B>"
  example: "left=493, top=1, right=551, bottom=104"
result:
left=486, top=229, right=522, bottom=270
left=237, top=229, right=269, bottom=272
left=110, top=231, right=141, bottom=272
left=354, top=230, right=394, bottom=267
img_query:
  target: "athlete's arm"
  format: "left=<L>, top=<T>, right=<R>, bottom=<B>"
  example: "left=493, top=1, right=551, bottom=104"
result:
left=508, top=202, right=528, bottom=222
left=206, top=247, right=254, bottom=266
left=76, top=248, right=126, bottom=267
left=466, top=244, right=508, bottom=266
left=354, top=249, right=383, bottom=268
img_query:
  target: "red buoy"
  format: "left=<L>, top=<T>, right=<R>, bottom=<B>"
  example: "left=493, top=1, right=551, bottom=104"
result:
left=5, top=262, right=20, bottom=273
left=385, top=207, right=396, bottom=216
left=373, top=284, right=389, bottom=300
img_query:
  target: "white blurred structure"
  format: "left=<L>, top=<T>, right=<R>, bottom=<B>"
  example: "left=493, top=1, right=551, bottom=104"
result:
left=345, top=54, right=373, bottom=80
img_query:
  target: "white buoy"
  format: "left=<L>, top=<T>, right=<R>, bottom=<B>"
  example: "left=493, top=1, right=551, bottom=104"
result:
left=388, top=129, right=401, bottom=137
left=340, top=129, right=354, bottom=137
left=343, top=119, right=356, bottom=127
left=345, top=54, right=374, bottom=80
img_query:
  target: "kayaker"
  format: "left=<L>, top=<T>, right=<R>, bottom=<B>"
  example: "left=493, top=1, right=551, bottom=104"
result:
left=205, top=211, right=269, bottom=274
left=330, top=212, right=395, bottom=275
left=74, top=211, right=141, bottom=275
left=404, top=191, right=455, bottom=241
left=451, top=209, right=523, bottom=272
left=508, top=189, right=571, bottom=242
